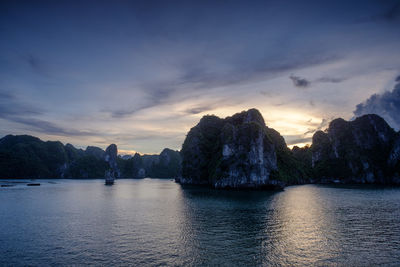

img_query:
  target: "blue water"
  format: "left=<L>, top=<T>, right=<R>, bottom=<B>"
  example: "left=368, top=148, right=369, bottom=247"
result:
left=1, top=179, right=400, bottom=266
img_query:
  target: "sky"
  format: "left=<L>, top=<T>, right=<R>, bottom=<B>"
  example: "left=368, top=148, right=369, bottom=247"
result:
left=1, top=0, right=400, bottom=154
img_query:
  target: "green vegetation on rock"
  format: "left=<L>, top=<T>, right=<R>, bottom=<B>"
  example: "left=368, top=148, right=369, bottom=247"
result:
left=1, top=111, right=399, bottom=185
left=310, top=114, right=399, bottom=184
left=179, top=109, right=309, bottom=188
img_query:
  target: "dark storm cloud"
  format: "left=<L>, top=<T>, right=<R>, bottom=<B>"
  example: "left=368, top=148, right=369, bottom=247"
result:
left=290, top=75, right=310, bottom=88
left=353, top=77, right=400, bottom=130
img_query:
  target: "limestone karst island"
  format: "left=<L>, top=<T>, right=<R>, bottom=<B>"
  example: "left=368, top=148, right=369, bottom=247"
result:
left=1, top=109, right=400, bottom=188
left=2, top=0, right=400, bottom=266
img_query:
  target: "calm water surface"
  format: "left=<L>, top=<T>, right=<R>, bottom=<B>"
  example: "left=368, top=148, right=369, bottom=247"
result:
left=1, top=179, right=400, bottom=266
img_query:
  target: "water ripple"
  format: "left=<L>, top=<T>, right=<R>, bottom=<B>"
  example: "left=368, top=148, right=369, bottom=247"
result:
left=1, top=180, right=400, bottom=266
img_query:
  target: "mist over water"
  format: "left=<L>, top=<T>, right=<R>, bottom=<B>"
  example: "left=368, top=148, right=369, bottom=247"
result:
left=1, top=179, right=400, bottom=266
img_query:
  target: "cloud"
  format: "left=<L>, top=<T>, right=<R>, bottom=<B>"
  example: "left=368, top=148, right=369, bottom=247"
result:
left=284, top=116, right=332, bottom=146
left=316, top=76, right=346, bottom=83
left=284, top=135, right=312, bottom=146
left=357, top=2, right=400, bottom=23
left=0, top=90, right=98, bottom=137
left=9, top=117, right=99, bottom=136
left=380, top=2, right=400, bottom=22
left=290, top=75, right=346, bottom=88
left=303, top=118, right=329, bottom=135
left=0, top=91, right=15, bottom=100
left=109, top=104, right=154, bottom=118
left=106, top=54, right=341, bottom=118
left=182, top=98, right=238, bottom=115
left=107, top=79, right=181, bottom=118
left=25, top=54, right=49, bottom=76
left=27, top=54, right=41, bottom=70
left=184, top=106, right=212, bottom=115
left=259, top=91, right=272, bottom=97
left=0, top=90, right=43, bottom=117
left=289, top=75, right=310, bottom=88
left=353, top=76, right=400, bottom=130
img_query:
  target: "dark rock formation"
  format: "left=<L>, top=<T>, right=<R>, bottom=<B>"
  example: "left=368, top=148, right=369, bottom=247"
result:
left=105, top=144, right=118, bottom=170
left=132, top=153, right=146, bottom=178
left=387, top=134, right=400, bottom=183
left=146, top=148, right=182, bottom=178
left=141, top=154, right=159, bottom=173
left=119, top=149, right=182, bottom=178
left=104, top=144, right=120, bottom=183
left=0, top=134, right=115, bottom=179
left=0, top=134, right=182, bottom=179
left=291, top=145, right=313, bottom=183
left=178, top=109, right=308, bottom=189
left=121, top=155, right=132, bottom=160
left=85, top=146, right=105, bottom=159
left=2, top=112, right=399, bottom=185
left=0, top=135, right=69, bottom=178
left=311, top=114, right=399, bottom=184
left=389, top=135, right=400, bottom=168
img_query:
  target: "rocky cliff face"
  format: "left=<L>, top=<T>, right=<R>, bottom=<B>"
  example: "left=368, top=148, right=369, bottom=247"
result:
left=389, top=135, right=400, bottom=166
left=388, top=135, right=400, bottom=183
left=105, top=144, right=120, bottom=178
left=178, top=109, right=307, bottom=189
left=311, top=114, right=399, bottom=184
left=148, top=148, right=182, bottom=178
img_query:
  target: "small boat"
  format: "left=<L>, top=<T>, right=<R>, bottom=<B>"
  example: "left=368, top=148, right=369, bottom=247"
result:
left=27, top=183, right=41, bottom=186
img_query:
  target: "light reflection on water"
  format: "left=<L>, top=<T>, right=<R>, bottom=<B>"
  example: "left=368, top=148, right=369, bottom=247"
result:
left=1, top=179, right=400, bottom=266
